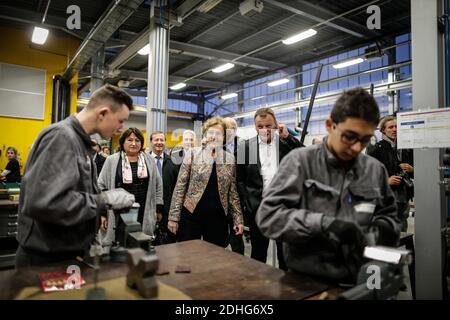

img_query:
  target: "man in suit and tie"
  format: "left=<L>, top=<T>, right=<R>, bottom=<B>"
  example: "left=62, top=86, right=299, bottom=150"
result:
left=150, top=131, right=180, bottom=244
left=236, top=108, right=301, bottom=269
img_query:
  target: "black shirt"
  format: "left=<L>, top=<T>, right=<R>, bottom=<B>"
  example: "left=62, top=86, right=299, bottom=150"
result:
left=5, top=158, right=21, bottom=182
left=193, top=162, right=225, bottom=216
left=122, top=162, right=149, bottom=224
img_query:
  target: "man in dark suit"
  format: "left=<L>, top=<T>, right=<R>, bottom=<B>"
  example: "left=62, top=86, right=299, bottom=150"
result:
left=223, top=117, right=245, bottom=255
left=92, top=140, right=106, bottom=176
left=236, top=108, right=301, bottom=269
left=150, top=131, right=180, bottom=244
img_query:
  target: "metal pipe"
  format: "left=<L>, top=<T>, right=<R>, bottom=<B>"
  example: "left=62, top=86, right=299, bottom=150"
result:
left=0, top=14, right=83, bottom=40
left=218, top=60, right=412, bottom=109
left=229, top=78, right=412, bottom=119
left=182, top=0, right=382, bottom=87
left=300, top=64, right=323, bottom=145
left=205, top=40, right=411, bottom=100
left=42, top=0, right=51, bottom=24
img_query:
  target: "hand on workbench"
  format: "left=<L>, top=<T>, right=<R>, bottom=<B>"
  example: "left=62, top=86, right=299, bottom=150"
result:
left=100, top=216, right=108, bottom=231
left=101, top=188, right=135, bottom=210
left=234, top=224, right=244, bottom=235
left=168, top=220, right=178, bottom=234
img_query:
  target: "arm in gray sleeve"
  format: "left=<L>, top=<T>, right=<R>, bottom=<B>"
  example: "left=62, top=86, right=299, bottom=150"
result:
left=372, top=165, right=401, bottom=234
left=256, top=150, right=325, bottom=243
left=21, top=129, right=100, bottom=226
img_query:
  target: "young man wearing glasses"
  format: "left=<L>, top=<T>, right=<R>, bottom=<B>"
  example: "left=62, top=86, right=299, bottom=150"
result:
left=255, top=87, right=400, bottom=284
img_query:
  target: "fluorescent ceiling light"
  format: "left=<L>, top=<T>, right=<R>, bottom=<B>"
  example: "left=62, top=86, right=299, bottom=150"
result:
left=31, top=26, right=49, bottom=45
left=170, top=83, right=187, bottom=90
left=251, top=95, right=265, bottom=101
left=268, top=78, right=289, bottom=87
left=221, top=92, right=238, bottom=100
left=282, top=29, right=317, bottom=45
left=212, top=63, right=235, bottom=73
left=333, top=57, right=365, bottom=69
left=138, top=44, right=150, bottom=55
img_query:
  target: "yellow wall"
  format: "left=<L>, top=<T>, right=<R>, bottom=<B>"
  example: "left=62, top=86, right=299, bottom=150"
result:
left=0, top=26, right=79, bottom=172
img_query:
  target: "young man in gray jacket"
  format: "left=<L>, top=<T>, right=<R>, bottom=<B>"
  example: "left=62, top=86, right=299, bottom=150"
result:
left=16, top=85, right=135, bottom=267
left=256, top=87, right=400, bottom=284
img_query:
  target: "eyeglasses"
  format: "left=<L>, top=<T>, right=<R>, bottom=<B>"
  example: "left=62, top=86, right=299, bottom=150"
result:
left=333, top=123, right=373, bottom=146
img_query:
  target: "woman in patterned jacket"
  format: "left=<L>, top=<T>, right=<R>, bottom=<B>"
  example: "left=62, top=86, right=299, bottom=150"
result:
left=167, top=116, right=244, bottom=247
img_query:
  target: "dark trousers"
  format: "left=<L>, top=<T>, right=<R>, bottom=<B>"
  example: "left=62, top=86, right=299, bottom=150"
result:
left=15, top=246, right=85, bottom=268
left=397, top=201, right=410, bottom=232
left=178, top=207, right=229, bottom=248
left=249, top=216, right=287, bottom=270
left=227, top=221, right=245, bottom=255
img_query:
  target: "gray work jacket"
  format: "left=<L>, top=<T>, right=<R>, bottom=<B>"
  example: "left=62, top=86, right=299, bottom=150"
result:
left=17, top=116, right=102, bottom=254
left=256, top=138, right=400, bottom=281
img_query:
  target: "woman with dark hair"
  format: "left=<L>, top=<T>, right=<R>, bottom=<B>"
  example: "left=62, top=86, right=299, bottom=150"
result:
left=98, top=128, right=163, bottom=248
left=168, top=116, right=244, bottom=248
left=1, top=147, right=21, bottom=182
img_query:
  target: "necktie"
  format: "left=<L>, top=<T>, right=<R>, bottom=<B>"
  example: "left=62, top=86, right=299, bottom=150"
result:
left=156, top=156, right=162, bottom=177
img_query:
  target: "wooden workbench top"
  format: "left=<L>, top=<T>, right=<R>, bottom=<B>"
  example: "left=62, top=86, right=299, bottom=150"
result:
left=0, top=240, right=331, bottom=300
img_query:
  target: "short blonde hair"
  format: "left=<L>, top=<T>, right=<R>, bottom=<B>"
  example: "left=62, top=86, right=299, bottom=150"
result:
left=202, top=116, right=227, bottom=136
left=379, top=115, right=396, bottom=133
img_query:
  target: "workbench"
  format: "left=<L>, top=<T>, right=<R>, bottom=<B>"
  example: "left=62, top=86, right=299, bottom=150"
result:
left=0, top=240, right=332, bottom=300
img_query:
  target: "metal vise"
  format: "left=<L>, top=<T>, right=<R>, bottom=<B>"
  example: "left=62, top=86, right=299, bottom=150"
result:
left=126, top=248, right=159, bottom=299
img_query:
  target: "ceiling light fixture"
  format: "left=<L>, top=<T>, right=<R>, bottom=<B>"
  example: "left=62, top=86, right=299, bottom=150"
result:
left=170, top=83, right=187, bottom=90
left=282, top=29, right=317, bottom=45
left=333, top=57, right=365, bottom=69
left=267, top=78, right=289, bottom=87
left=31, top=0, right=51, bottom=45
left=221, top=92, right=238, bottom=100
left=31, top=26, right=49, bottom=45
left=138, top=44, right=150, bottom=55
left=212, top=63, right=235, bottom=73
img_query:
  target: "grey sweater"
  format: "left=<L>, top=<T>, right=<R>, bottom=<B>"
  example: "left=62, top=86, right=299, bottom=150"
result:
left=98, top=152, right=163, bottom=244
left=256, top=138, right=400, bottom=281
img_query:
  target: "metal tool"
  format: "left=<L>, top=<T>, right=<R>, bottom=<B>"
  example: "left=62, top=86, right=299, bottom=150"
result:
left=126, top=248, right=159, bottom=298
